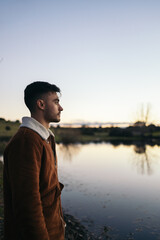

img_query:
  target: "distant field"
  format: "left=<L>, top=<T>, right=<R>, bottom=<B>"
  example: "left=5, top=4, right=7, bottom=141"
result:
left=0, top=120, right=20, bottom=154
left=1, top=119, right=160, bottom=155
left=0, top=120, right=20, bottom=138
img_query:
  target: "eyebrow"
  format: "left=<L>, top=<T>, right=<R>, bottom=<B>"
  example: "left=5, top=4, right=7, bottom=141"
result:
left=53, top=98, right=59, bottom=102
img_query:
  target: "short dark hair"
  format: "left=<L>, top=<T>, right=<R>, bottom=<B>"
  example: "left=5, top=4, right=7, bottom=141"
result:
left=24, top=81, right=61, bottom=112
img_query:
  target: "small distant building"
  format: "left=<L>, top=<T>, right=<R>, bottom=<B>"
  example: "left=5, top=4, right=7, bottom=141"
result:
left=133, top=121, right=146, bottom=127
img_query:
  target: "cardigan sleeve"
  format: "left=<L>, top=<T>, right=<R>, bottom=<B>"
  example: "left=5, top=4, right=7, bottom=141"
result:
left=6, top=135, right=50, bottom=240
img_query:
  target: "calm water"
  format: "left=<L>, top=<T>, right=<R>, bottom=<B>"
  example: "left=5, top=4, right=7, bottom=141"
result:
left=57, top=143, right=160, bottom=240
left=1, top=143, right=160, bottom=239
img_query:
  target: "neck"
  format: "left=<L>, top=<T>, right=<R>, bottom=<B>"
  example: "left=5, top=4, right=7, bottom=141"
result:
left=31, top=113, right=49, bottom=129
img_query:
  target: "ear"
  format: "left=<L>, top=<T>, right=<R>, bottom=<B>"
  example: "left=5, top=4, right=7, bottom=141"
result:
left=36, top=99, right=45, bottom=110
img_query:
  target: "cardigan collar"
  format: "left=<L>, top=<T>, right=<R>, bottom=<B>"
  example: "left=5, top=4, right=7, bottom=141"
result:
left=20, top=117, right=54, bottom=140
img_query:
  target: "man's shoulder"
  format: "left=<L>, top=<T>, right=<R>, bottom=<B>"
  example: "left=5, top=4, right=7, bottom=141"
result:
left=13, top=127, right=43, bottom=141
left=5, top=127, right=45, bottom=152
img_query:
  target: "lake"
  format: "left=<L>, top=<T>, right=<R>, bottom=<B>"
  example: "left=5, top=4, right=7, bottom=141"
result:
left=1, top=142, right=160, bottom=239
left=57, top=142, right=160, bottom=240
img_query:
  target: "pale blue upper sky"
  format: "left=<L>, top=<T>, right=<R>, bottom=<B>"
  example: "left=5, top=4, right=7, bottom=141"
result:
left=1, top=0, right=160, bottom=124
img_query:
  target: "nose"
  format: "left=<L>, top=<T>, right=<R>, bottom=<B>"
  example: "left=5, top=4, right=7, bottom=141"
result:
left=59, top=104, right=63, bottom=111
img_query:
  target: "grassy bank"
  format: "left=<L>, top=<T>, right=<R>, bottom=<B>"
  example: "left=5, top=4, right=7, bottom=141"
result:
left=0, top=120, right=20, bottom=139
left=0, top=161, right=3, bottom=239
left=0, top=162, right=3, bottom=216
left=0, top=120, right=20, bottom=155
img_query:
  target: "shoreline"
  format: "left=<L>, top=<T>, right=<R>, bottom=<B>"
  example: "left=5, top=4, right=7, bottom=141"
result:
left=0, top=212, right=96, bottom=240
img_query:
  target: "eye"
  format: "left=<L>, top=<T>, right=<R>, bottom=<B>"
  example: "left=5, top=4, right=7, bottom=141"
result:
left=54, top=99, right=59, bottom=105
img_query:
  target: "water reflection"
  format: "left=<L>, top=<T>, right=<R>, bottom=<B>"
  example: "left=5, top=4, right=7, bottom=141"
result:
left=1, top=142, right=160, bottom=238
left=58, top=143, right=82, bottom=161
left=0, top=156, right=3, bottom=162
left=132, top=144, right=159, bottom=175
left=58, top=143, right=160, bottom=239
left=57, top=142, right=160, bottom=176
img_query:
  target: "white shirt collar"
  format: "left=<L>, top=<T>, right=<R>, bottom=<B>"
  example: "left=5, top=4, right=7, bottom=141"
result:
left=20, top=117, right=54, bottom=140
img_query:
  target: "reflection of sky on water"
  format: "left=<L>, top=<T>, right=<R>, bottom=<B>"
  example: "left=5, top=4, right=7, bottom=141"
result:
left=1, top=143, right=160, bottom=238
left=0, top=155, right=3, bottom=162
left=58, top=144, right=81, bottom=162
left=57, top=143, right=160, bottom=239
left=131, top=145, right=159, bottom=175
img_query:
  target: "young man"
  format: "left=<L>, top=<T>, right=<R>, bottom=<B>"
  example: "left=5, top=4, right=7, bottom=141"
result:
left=3, top=81, right=65, bottom=240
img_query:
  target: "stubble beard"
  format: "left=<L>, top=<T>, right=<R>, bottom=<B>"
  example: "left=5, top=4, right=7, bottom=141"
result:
left=50, top=114, right=61, bottom=123
left=44, top=112, right=61, bottom=124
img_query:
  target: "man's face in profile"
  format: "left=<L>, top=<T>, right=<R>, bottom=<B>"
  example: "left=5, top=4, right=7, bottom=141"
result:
left=43, top=92, right=63, bottom=123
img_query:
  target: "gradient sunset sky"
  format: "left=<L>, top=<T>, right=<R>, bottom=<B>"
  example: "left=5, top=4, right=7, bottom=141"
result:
left=1, top=0, right=160, bottom=124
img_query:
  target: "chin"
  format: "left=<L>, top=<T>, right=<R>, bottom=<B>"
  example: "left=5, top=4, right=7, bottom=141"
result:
left=52, top=118, right=60, bottom=123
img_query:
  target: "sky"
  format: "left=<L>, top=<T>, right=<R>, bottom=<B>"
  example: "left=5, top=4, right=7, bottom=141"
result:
left=1, top=0, right=160, bottom=124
